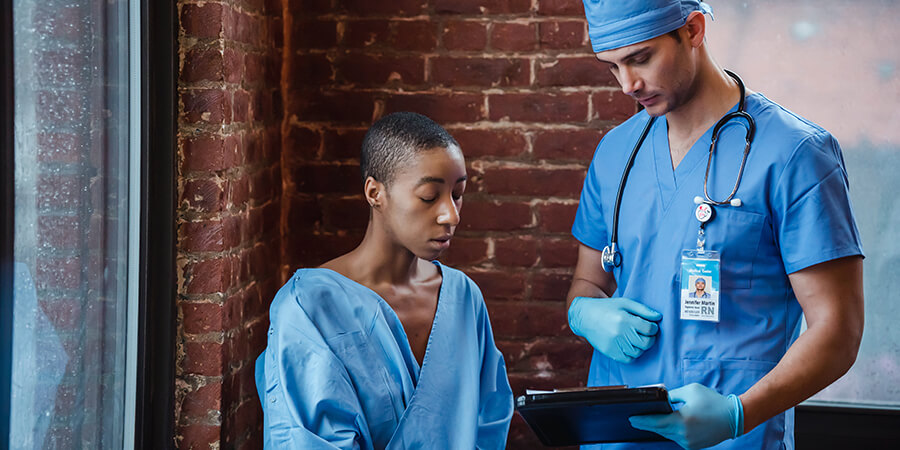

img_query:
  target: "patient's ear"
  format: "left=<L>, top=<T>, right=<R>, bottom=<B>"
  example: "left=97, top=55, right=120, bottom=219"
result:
left=364, top=176, right=383, bottom=208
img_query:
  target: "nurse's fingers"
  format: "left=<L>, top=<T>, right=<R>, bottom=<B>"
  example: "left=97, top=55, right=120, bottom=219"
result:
left=619, top=298, right=663, bottom=322
left=629, top=316, right=659, bottom=336
left=624, top=328, right=656, bottom=351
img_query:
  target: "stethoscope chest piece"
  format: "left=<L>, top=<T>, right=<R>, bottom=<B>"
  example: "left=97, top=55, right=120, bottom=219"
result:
left=601, top=243, right=621, bottom=272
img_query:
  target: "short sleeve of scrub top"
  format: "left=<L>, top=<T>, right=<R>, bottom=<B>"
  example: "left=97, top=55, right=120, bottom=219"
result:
left=572, top=143, right=609, bottom=252
left=771, top=130, right=864, bottom=273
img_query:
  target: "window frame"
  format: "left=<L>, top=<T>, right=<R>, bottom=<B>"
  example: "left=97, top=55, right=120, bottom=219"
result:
left=0, top=0, right=15, bottom=442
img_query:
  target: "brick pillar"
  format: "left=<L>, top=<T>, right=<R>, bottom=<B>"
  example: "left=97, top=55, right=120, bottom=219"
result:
left=175, top=1, right=284, bottom=449
left=281, top=1, right=636, bottom=448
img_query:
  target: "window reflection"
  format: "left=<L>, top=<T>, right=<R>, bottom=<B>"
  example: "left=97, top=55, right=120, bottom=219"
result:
left=707, top=0, right=900, bottom=407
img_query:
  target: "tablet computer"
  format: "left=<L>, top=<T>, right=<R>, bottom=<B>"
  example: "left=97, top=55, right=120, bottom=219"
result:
left=515, top=385, right=673, bottom=447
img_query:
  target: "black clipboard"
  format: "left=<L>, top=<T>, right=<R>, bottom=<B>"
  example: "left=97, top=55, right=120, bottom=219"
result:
left=515, top=385, right=673, bottom=447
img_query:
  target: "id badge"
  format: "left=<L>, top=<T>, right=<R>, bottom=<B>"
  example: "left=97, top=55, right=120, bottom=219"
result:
left=680, top=249, right=720, bottom=322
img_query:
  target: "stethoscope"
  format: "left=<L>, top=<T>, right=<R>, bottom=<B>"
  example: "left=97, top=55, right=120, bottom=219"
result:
left=600, top=70, right=756, bottom=273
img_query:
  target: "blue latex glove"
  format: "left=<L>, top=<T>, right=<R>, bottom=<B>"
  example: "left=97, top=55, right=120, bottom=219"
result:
left=567, top=296, right=662, bottom=363
left=629, top=383, right=744, bottom=450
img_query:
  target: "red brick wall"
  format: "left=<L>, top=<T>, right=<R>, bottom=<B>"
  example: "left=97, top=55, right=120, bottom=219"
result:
left=175, top=1, right=283, bottom=448
left=281, top=1, right=635, bottom=448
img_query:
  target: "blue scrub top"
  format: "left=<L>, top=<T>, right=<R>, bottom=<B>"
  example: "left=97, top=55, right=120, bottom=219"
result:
left=572, top=93, right=863, bottom=449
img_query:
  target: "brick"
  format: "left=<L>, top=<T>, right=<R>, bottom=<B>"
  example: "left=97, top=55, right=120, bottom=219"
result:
left=501, top=338, right=592, bottom=372
left=533, top=127, right=606, bottom=161
left=434, top=0, right=532, bottom=14
left=459, top=200, right=532, bottom=232
left=35, top=256, right=82, bottom=290
left=38, top=215, right=81, bottom=248
left=591, top=91, right=638, bottom=122
left=322, top=128, right=366, bottom=160
left=233, top=90, right=251, bottom=123
left=288, top=0, right=332, bottom=14
left=181, top=381, right=223, bottom=419
left=341, top=0, right=425, bottom=15
left=383, top=93, right=484, bottom=123
left=290, top=163, right=362, bottom=195
left=284, top=195, right=322, bottom=231
left=33, top=5, right=84, bottom=41
left=184, top=341, right=226, bottom=376
left=180, top=219, right=228, bottom=252
left=242, top=53, right=265, bottom=86
left=538, top=202, right=578, bottom=233
left=181, top=89, right=231, bottom=124
left=38, top=174, right=82, bottom=210
left=38, top=298, right=83, bottom=331
left=37, top=132, right=82, bottom=163
left=431, top=57, right=529, bottom=87
left=482, top=166, right=584, bottom=197
left=182, top=48, right=224, bottom=83
left=289, top=53, right=333, bottom=86
left=285, top=231, right=363, bottom=267
left=184, top=257, right=234, bottom=295
left=392, top=21, right=438, bottom=51
left=36, top=50, right=89, bottom=87
left=449, top=128, right=527, bottom=158
left=489, top=92, right=589, bottom=123
left=487, top=301, right=568, bottom=337
left=321, top=196, right=368, bottom=230
left=336, top=54, right=425, bottom=86
left=467, top=270, right=526, bottom=301
left=223, top=48, right=244, bottom=84
left=182, top=301, right=227, bottom=334
left=442, top=21, right=487, bottom=51
left=532, top=271, right=572, bottom=301
left=540, top=238, right=579, bottom=267
left=495, top=237, right=538, bottom=268
left=538, top=0, right=586, bottom=16
left=36, top=90, right=85, bottom=125
left=227, top=10, right=263, bottom=45
left=177, top=424, right=221, bottom=449
left=181, top=3, right=224, bottom=38
left=438, top=237, right=489, bottom=267
left=284, top=127, right=322, bottom=164
left=286, top=90, right=374, bottom=123
left=539, top=20, right=586, bottom=49
left=181, top=179, right=226, bottom=213
left=181, top=135, right=241, bottom=172
left=292, top=19, right=337, bottom=50
left=491, top=22, right=537, bottom=51
left=343, top=19, right=390, bottom=49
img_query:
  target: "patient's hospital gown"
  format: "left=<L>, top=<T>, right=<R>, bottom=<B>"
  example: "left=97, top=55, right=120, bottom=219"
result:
left=255, top=261, right=514, bottom=449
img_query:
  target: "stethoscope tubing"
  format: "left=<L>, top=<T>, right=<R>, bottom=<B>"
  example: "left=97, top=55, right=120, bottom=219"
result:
left=602, top=70, right=755, bottom=272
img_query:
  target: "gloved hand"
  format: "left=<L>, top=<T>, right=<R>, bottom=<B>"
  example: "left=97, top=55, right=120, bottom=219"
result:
left=567, top=296, right=662, bottom=363
left=629, top=383, right=744, bottom=450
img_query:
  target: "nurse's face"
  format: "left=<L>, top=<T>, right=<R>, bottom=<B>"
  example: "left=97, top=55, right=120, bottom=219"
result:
left=595, top=28, right=698, bottom=117
left=378, top=146, right=467, bottom=261
left=695, top=279, right=706, bottom=291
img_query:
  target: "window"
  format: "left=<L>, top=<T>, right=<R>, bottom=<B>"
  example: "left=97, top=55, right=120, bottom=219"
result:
left=707, top=0, right=899, bottom=410
left=2, top=0, right=175, bottom=447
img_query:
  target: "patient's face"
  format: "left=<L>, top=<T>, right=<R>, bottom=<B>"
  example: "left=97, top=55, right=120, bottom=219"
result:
left=382, top=145, right=466, bottom=260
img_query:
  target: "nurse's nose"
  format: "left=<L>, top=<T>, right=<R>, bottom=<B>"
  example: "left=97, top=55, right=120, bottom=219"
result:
left=436, top=195, right=460, bottom=227
left=618, top=67, right=643, bottom=96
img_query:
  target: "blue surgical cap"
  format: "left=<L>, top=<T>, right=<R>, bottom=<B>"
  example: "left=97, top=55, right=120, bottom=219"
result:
left=695, top=277, right=706, bottom=284
left=583, top=0, right=713, bottom=53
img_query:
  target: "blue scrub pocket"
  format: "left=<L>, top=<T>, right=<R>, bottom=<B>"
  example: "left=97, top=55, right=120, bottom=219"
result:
left=704, top=208, right=764, bottom=289
left=682, top=358, right=776, bottom=394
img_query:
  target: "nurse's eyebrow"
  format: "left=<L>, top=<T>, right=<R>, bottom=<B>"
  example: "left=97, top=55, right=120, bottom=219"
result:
left=416, top=175, right=468, bottom=186
left=596, top=46, right=651, bottom=65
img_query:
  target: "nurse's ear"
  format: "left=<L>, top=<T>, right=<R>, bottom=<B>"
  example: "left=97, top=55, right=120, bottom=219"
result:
left=683, top=10, right=707, bottom=49
left=364, top=176, right=384, bottom=209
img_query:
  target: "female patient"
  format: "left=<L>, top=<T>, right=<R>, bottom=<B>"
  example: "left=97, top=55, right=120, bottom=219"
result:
left=255, top=112, right=514, bottom=449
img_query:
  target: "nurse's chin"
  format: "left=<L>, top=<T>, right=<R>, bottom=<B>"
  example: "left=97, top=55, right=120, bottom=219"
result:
left=419, top=239, right=451, bottom=260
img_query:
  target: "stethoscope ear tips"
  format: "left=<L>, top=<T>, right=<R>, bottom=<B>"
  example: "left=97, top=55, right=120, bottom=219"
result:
left=693, top=196, right=705, bottom=205
left=730, top=198, right=742, bottom=207
left=694, top=196, right=742, bottom=207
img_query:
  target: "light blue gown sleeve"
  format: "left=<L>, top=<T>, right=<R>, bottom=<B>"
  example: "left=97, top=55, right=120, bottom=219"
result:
left=256, top=289, right=373, bottom=450
left=474, top=290, right=515, bottom=450
left=771, top=131, right=863, bottom=273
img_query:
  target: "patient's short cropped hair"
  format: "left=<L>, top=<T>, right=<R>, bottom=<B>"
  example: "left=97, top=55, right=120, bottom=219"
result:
left=361, top=112, right=459, bottom=185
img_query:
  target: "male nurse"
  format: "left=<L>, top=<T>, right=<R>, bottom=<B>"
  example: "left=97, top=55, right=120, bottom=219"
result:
left=566, top=1, right=865, bottom=449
